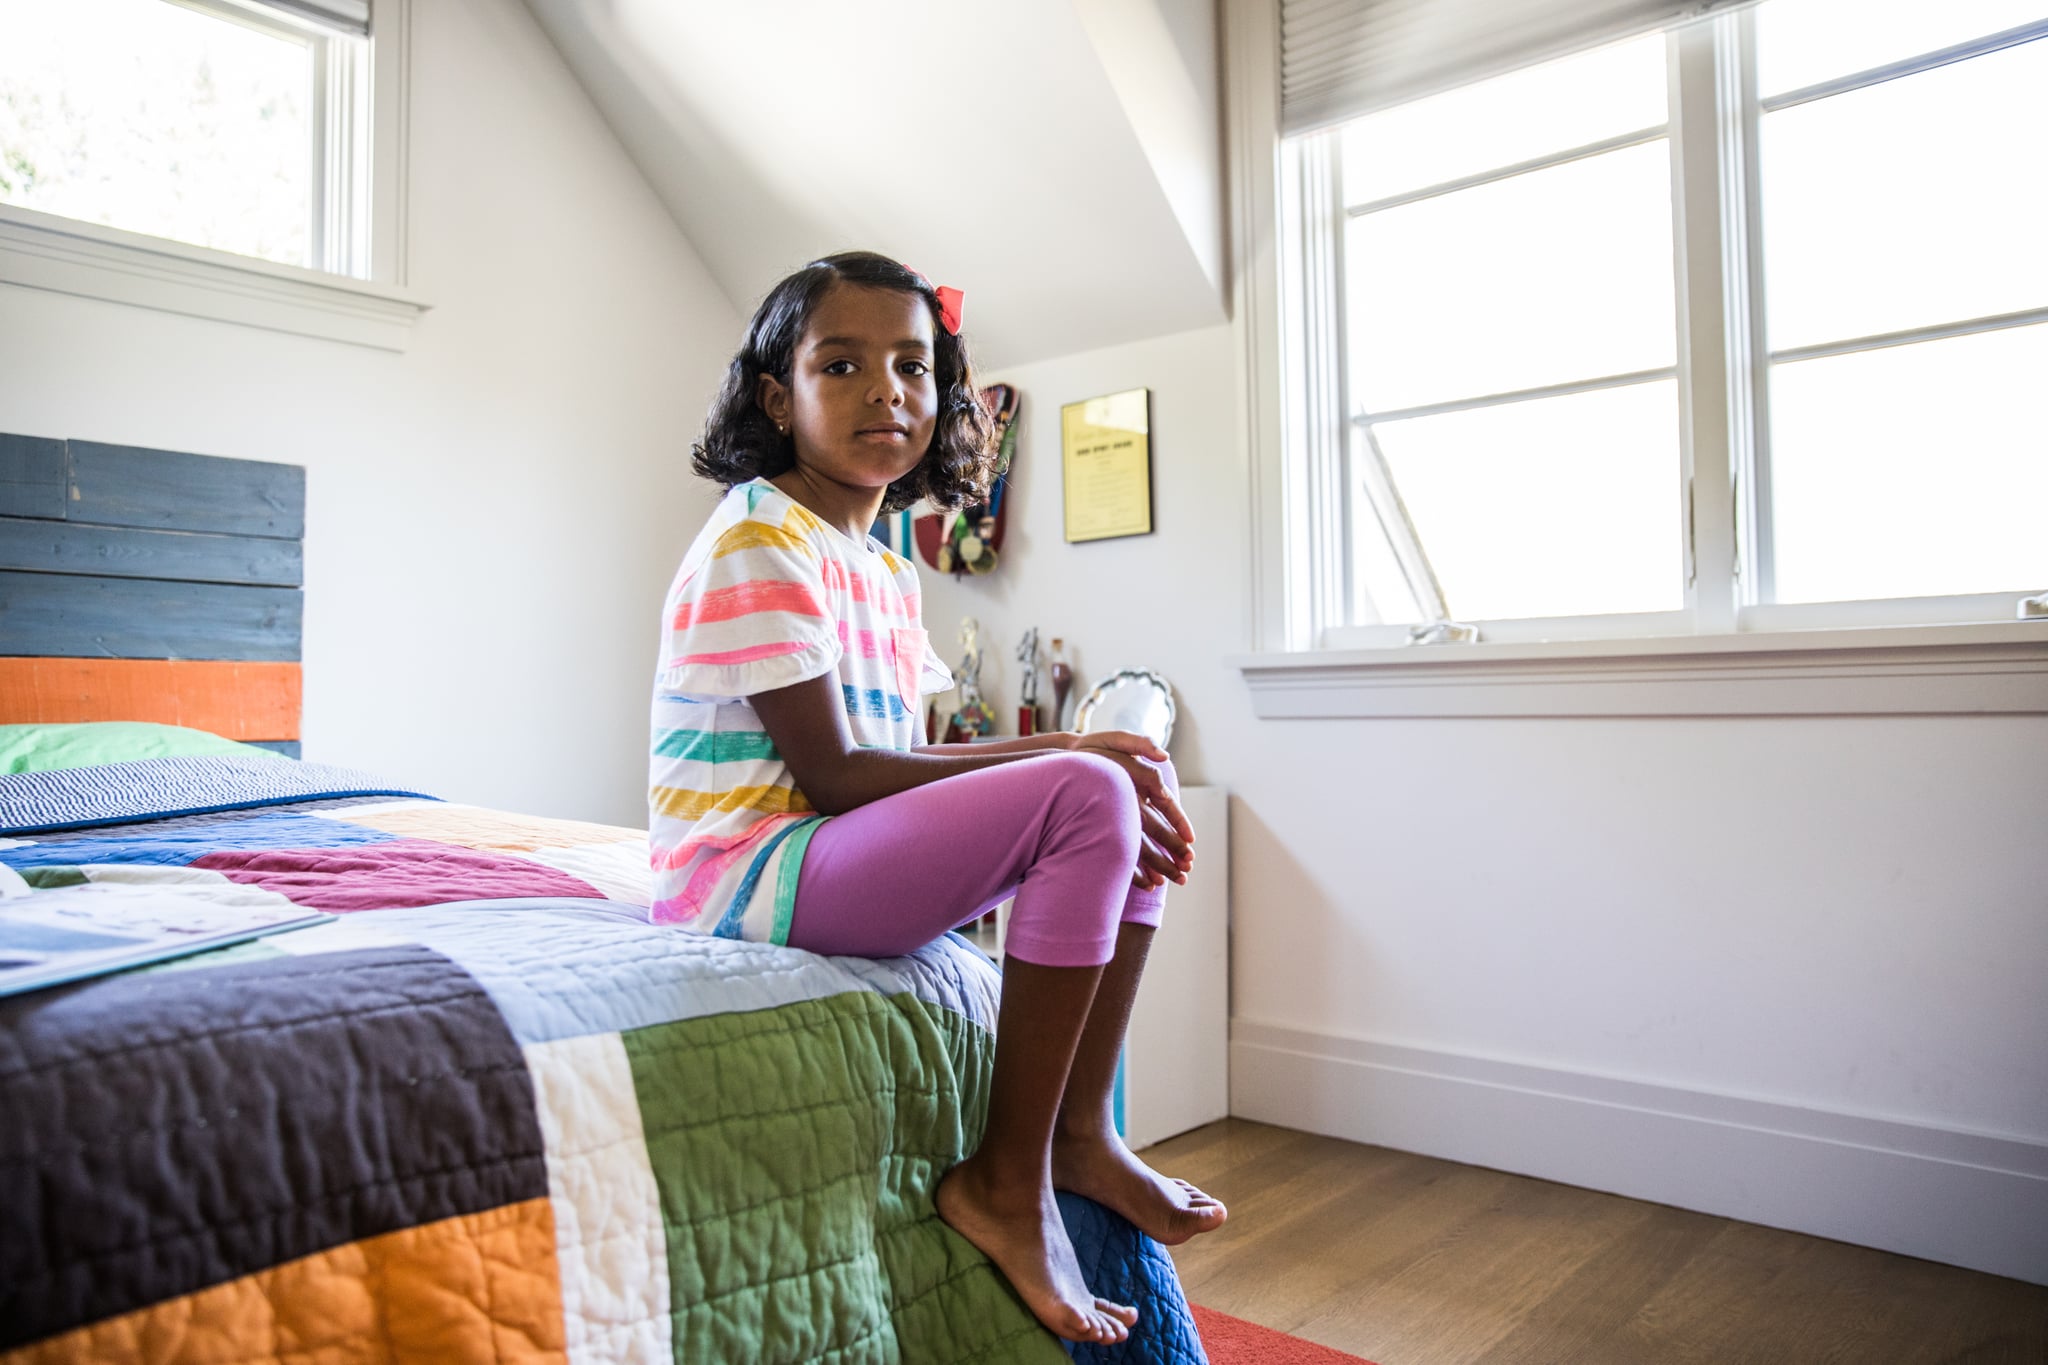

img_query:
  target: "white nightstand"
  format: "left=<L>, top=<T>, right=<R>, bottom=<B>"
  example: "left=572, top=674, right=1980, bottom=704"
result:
left=958, top=785, right=1230, bottom=1151
left=1121, top=783, right=1229, bottom=1149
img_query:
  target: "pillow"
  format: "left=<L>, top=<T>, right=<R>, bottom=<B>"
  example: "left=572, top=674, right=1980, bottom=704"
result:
left=0, top=723, right=291, bottom=775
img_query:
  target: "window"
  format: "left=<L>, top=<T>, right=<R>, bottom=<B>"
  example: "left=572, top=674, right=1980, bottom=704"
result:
left=0, top=0, right=420, bottom=349
left=1, top=0, right=370, bottom=273
left=1750, top=1, right=2048, bottom=614
left=1338, top=34, right=1682, bottom=628
left=1270, top=0, right=2048, bottom=649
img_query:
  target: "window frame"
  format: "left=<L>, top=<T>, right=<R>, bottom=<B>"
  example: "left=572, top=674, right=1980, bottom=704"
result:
left=0, top=0, right=424, bottom=350
left=1224, top=0, right=2048, bottom=717
left=1741, top=14, right=2048, bottom=611
left=1334, top=93, right=1686, bottom=636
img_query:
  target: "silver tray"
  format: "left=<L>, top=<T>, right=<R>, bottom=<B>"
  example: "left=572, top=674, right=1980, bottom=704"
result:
left=1073, top=667, right=1176, bottom=749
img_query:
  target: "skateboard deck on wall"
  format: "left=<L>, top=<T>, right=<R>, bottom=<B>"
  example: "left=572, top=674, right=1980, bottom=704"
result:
left=910, top=383, right=1019, bottom=577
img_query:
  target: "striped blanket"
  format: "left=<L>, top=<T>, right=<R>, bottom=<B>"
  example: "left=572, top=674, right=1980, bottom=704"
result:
left=0, top=759, right=1203, bottom=1363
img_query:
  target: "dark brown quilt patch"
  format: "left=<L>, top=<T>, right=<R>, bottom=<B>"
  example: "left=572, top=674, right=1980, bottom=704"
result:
left=0, top=943, right=546, bottom=1350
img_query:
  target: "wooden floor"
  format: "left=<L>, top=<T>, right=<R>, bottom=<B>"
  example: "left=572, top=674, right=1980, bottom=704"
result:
left=1143, top=1119, right=2048, bottom=1365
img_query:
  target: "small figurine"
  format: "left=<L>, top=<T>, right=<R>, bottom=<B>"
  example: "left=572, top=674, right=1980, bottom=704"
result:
left=949, top=616, right=997, bottom=737
left=958, top=618, right=983, bottom=695
left=1049, top=636, right=1073, bottom=731
left=1015, top=627, right=1042, bottom=736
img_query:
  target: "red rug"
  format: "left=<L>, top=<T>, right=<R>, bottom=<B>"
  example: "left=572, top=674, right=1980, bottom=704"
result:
left=1191, top=1305, right=1380, bottom=1364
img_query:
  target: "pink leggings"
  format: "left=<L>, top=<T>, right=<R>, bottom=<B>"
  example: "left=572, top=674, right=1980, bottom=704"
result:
left=785, top=751, right=1173, bottom=968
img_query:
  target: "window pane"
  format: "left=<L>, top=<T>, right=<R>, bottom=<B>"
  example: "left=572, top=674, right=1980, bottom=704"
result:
left=1370, top=381, right=1682, bottom=621
left=1340, top=33, right=1667, bottom=207
left=1759, top=40, right=2048, bottom=351
left=1348, top=141, right=1675, bottom=415
left=1351, top=513, right=1425, bottom=626
left=1756, top=0, right=2048, bottom=98
left=1767, top=325, right=2048, bottom=604
left=0, top=0, right=314, bottom=267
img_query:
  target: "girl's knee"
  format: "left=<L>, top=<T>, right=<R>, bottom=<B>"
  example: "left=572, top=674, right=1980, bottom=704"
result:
left=1048, top=753, right=1130, bottom=794
left=1046, top=749, right=1131, bottom=806
left=1042, top=750, right=1141, bottom=846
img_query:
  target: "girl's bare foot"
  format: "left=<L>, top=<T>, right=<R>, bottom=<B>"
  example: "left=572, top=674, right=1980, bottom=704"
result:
left=1052, top=1129, right=1228, bottom=1246
left=935, top=1158, right=1139, bottom=1344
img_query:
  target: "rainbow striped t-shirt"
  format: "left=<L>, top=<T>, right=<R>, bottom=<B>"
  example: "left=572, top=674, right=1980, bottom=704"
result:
left=648, top=478, right=952, bottom=941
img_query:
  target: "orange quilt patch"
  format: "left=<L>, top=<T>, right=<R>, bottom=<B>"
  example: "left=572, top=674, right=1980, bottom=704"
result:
left=6, top=1200, right=565, bottom=1365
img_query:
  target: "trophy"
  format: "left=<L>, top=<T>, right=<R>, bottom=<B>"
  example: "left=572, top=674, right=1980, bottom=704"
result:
left=1049, top=636, right=1073, bottom=731
left=1015, top=627, right=1042, bottom=736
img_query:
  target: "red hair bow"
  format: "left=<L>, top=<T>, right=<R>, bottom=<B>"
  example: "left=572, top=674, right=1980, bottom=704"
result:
left=909, top=265, right=965, bottom=336
left=934, top=285, right=965, bottom=337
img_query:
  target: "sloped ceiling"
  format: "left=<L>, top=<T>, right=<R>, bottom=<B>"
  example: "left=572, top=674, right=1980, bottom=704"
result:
left=522, top=0, right=1227, bottom=369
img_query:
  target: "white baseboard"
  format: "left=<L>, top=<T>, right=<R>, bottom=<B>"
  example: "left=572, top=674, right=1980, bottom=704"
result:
left=1230, top=1021, right=2048, bottom=1286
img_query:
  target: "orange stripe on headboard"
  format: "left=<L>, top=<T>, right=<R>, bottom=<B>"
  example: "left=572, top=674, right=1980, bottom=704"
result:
left=0, top=659, right=301, bottom=741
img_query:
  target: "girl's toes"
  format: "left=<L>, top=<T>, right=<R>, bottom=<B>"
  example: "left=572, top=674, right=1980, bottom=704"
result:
left=1172, top=1178, right=1228, bottom=1219
left=1052, top=1308, right=1094, bottom=1343
left=1099, top=1298, right=1139, bottom=1327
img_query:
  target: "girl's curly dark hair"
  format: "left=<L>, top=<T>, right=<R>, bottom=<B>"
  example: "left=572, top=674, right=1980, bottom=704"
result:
left=692, top=251, right=998, bottom=514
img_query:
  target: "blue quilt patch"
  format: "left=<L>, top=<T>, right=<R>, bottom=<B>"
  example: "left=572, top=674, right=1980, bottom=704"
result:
left=1059, top=1192, right=1209, bottom=1364
left=0, top=809, right=402, bottom=869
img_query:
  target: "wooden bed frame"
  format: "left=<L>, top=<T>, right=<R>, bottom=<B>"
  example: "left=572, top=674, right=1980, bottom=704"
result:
left=0, top=433, right=305, bottom=756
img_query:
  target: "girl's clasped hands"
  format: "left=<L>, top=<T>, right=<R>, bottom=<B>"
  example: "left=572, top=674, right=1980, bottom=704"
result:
left=1068, top=729, right=1195, bottom=890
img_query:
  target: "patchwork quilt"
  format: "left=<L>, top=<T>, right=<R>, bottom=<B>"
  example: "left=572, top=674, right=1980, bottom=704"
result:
left=0, top=758, right=1205, bottom=1364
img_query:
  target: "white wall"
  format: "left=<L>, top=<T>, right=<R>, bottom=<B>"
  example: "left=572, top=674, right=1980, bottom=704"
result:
left=0, top=0, right=736, bottom=826
left=925, top=323, right=2048, bottom=1282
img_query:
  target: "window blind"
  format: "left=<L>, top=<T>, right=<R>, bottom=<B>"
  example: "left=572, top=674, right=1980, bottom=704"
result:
left=256, top=0, right=369, bottom=37
left=1280, top=0, right=1753, bottom=134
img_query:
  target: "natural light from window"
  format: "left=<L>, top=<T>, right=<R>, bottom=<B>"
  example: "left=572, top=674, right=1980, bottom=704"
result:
left=0, top=0, right=315, bottom=268
left=1339, top=34, right=1667, bottom=208
left=1339, top=34, right=1681, bottom=624
left=1757, top=1, right=2047, bottom=605
left=1346, top=140, right=1676, bottom=415
left=1755, top=0, right=2047, bottom=93
left=1324, top=0, right=2045, bottom=631
left=1770, top=326, right=2048, bottom=604
left=1758, top=41, right=2047, bottom=350
left=1377, top=382, right=1683, bottom=622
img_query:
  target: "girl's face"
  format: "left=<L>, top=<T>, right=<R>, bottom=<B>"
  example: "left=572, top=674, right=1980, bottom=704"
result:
left=758, top=282, right=939, bottom=496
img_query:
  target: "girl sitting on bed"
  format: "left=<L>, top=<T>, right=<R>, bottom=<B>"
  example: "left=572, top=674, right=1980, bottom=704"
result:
left=650, top=250, right=1226, bottom=1346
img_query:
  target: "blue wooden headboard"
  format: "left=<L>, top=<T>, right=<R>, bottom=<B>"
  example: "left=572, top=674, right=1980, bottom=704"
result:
left=0, top=433, right=307, bottom=756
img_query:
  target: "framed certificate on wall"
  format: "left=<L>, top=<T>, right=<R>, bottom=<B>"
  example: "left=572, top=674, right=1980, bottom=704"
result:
left=1060, top=388, right=1153, bottom=543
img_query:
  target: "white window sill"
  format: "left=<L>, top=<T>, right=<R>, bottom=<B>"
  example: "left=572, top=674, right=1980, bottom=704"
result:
left=1232, top=621, right=2048, bottom=718
left=0, top=204, right=429, bottom=352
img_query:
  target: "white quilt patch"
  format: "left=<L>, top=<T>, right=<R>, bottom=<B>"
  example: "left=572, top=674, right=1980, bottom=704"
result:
left=526, top=1031, right=672, bottom=1365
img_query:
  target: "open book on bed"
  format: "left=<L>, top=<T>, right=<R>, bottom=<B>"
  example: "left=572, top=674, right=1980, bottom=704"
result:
left=0, top=859, right=330, bottom=998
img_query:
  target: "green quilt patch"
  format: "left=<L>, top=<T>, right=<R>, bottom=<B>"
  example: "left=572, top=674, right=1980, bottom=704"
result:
left=625, top=990, right=1067, bottom=1365
left=19, top=867, right=88, bottom=889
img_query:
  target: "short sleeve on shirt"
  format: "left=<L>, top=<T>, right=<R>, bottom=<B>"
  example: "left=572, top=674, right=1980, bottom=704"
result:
left=919, top=642, right=954, bottom=695
left=657, top=519, right=842, bottom=700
